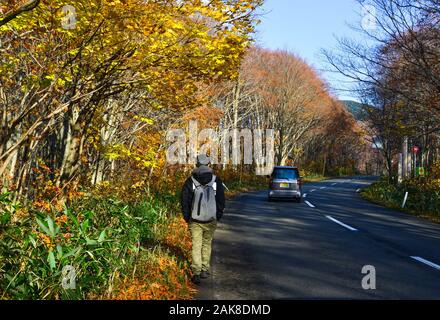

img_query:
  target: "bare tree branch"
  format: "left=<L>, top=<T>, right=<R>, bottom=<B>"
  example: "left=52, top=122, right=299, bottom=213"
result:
left=0, top=0, right=40, bottom=27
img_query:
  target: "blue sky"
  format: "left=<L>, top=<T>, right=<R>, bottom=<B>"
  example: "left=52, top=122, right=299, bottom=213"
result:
left=255, top=0, right=367, bottom=101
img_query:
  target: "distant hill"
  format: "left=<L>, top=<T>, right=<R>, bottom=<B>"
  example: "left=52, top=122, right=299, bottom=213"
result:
left=340, top=100, right=368, bottom=121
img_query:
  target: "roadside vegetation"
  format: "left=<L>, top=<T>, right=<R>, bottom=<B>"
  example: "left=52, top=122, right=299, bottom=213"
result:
left=1, top=173, right=276, bottom=300
left=361, top=162, right=440, bottom=223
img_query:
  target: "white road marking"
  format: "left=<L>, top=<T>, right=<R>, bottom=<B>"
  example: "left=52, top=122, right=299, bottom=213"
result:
left=303, top=193, right=307, bottom=198
left=332, top=183, right=337, bottom=186
left=410, top=256, right=440, bottom=271
left=320, top=187, right=327, bottom=190
left=310, top=189, right=316, bottom=192
left=325, top=215, right=358, bottom=232
left=305, top=201, right=315, bottom=208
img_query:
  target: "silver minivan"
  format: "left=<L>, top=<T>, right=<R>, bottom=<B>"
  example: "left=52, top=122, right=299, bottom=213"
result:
left=268, top=166, right=302, bottom=202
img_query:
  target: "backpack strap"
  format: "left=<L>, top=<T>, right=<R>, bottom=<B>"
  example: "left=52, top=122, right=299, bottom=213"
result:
left=206, top=175, right=217, bottom=194
left=191, top=176, right=201, bottom=191
left=208, top=175, right=217, bottom=186
left=191, top=175, right=216, bottom=190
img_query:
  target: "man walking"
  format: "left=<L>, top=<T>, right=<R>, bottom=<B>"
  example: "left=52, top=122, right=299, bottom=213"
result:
left=181, top=155, right=225, bottom=285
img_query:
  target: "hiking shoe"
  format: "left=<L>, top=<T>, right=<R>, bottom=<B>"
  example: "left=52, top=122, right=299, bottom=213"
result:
left=200, top=271, right=210, bottom=279
left=191, top=275, right=201, bottom=285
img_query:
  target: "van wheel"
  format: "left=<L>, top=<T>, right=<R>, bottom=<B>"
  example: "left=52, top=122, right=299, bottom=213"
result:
left=295, top=197, right=302, bottom=203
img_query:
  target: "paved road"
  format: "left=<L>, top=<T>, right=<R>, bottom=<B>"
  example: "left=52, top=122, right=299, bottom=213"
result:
left=197, top=176, right=440, bottom=300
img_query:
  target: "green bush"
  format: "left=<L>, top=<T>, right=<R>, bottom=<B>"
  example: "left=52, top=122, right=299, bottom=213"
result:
left=0, top=192, right=173, bottom=300
left=362, top=179, right=440, bottom=216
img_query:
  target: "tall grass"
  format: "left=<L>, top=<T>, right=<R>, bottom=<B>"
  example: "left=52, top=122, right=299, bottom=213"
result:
left=361, top=178, right=440, bottom=217
left=0, top=191, right=188, bottom=300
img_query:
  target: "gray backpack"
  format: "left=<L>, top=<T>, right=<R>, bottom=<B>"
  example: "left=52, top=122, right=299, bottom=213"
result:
left=191, top=175, right=217, bottom=222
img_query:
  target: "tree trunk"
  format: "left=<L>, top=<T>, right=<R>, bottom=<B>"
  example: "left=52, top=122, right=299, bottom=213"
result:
left=277, top=127, right=284, bottom=166
left=57, top=120, right=84, bottom=187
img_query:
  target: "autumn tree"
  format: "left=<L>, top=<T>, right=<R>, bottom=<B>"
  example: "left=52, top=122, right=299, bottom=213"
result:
left=238, top=47, right=332, bottom=166
left=0, top=0, right=263, bottom=200
left=324, top=0, right=440, bottom=178
left=205, top=46, right=365, bottom=175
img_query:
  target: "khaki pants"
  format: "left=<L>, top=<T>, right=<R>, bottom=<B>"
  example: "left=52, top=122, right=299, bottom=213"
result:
left=189, top=220, right=217, bottom=276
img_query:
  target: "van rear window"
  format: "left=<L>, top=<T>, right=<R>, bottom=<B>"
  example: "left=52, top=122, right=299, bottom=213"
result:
left=272, top=168, right=299, bottom=180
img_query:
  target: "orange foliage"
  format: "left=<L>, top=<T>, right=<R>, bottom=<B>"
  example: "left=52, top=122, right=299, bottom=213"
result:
left=163, top=217, right=192, bottom=255
left=181, top=105, right=224, bottom=130
left=241, top=46, right=332, bottom=114
left=112, top=216, right=196, bottom=300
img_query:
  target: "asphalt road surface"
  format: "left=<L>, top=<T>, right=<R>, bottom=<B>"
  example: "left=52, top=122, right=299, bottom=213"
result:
left=196, top=176, right=440, bottom=300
